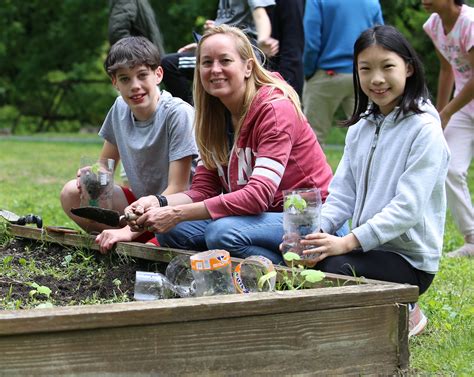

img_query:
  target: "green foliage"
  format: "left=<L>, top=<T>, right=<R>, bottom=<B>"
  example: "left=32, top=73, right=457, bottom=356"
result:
left=151, top=0, right=216, bottom=52
left=29, top=282, right=52, bottom=299
left=0, top=1, right=114, bottom=133
left=283, top=194, right=307, bottom=212
left=0, top=0, right=216, bottom=133
left=278, top=252, right=325, bottom=290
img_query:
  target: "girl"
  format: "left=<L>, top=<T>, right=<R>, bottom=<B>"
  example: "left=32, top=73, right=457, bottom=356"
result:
left=422, top=0, right=474, bottom=258
left=125, top=24, right=337, bottom=264
left=295, top=25, right=450, bottom=337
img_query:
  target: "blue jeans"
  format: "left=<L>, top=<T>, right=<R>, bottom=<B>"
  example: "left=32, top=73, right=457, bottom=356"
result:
left=157, top=214, right=350, bottom=265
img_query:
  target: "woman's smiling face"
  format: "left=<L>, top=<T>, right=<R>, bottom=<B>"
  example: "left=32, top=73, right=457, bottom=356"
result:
left=198, top=33, right=253, bottom=112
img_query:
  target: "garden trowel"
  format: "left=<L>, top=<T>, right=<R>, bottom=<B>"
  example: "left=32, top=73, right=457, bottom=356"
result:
left=70, top=207, right=137, bottom=227
left=0, top=209, right=43, bottom=228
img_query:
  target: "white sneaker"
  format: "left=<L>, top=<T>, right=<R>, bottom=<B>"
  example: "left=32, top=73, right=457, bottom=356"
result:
left=409, top=303, right=427, bottom=338
left=447, top=243, right=474, bottom=258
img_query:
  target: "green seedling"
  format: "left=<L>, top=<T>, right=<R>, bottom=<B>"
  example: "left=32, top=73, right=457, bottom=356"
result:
left=258, top=270, right=277, bottom=290
left=278, top=251, right=325, bottom=290
left=29, top=282, right=52, bottom=299
left=283, top=194, right=307, bottom=213
left=61, top=254, right=73, bottom=267
left=90, top=162, right=100, bottom=175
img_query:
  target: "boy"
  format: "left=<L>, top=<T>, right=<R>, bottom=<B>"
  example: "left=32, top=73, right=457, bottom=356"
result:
left=60, top=36, right=197, bottom=253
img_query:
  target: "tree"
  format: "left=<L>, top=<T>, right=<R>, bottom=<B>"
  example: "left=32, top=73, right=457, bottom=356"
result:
left=0, top=1, right=112, bottom=133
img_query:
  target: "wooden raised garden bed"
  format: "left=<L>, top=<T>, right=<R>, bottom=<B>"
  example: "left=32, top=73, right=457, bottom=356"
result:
left=0, top=225, right=418, bottom=376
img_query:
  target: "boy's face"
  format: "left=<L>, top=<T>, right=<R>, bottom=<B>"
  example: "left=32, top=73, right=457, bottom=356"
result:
left=112, top=65, right=163, bottom=121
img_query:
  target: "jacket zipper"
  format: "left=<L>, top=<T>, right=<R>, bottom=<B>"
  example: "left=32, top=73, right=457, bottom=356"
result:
left=356, top=121, right=382, bottom=226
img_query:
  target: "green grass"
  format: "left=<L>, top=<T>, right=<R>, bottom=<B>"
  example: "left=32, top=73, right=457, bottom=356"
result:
left=0, top=137, right=473, bottom=374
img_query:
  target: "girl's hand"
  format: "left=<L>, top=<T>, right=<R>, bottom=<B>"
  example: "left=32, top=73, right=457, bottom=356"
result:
left=300, top=233, right=359, bottom=262
left=439, top=109, right=451, bottom=129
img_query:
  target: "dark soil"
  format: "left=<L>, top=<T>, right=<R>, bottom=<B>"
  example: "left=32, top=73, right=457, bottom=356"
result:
left=0, top=237, right=166, bottom=310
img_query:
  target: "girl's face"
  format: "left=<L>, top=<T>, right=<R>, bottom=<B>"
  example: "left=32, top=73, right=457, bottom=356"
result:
left=112, top=64, right=162, bottom=121
left=357, top=45, right=413, bottom=116
left=421, top=0, right=449, bottom=14
left=199, top=33, right=253, bottom=112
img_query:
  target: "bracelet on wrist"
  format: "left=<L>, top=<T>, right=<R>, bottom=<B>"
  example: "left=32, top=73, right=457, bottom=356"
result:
left=155, top=194, right=168, bottom=207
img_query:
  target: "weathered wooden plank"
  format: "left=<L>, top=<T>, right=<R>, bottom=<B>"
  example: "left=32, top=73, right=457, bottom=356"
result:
left=0, top=304, right=404, bottom=376
left=0, top=283, right=418, bottom=337
left=397, top=303, right=410, bottom=370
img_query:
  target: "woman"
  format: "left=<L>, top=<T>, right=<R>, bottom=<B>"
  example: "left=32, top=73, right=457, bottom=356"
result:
left=125, top=25, right=336, bottom=264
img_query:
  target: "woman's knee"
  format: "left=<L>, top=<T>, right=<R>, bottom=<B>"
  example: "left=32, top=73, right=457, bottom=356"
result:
left=205, top=219, right=242, bottom=250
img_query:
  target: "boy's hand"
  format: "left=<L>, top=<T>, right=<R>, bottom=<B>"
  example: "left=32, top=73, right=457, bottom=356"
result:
left=95, top=227, right=138, bottom=254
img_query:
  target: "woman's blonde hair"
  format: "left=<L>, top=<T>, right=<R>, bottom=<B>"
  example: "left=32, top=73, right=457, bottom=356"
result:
left=193, top=24, right=303, bottom=169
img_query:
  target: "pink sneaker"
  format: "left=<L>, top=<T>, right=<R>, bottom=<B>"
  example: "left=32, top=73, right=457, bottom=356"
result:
left=409, top=303, right=427, bottom=338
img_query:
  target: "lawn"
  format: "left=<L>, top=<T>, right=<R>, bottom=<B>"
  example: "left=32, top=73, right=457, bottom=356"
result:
left=0, top=136, right=472, bottom=374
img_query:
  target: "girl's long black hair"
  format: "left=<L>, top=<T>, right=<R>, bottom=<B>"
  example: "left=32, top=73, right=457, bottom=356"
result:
left=344, top=25, right=430, bottom=126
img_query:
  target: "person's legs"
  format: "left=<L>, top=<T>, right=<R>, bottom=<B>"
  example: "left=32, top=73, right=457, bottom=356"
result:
left=317, top=249, right=434, bottom=294
left=157, top=219, right=210, bottom=251
left=317, top=249, right=434, bottom=336
left=161, top=51, right=195, bottom=105
left=340, top=76, right=355, bottom=119
left=444, top=110, right=474, bottom=257
left=302, top=71, right=352, bottom=144
left=204, top=213, right=285, bottom=264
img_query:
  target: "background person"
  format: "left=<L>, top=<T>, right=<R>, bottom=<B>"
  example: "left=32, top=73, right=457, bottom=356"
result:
left=108, top=0, right=165, bottom=57
left=60, top=37, right=197, bottom=253
left=302, top=0, right=384, bottom=145
left=422, top=0, right=474, bottom=258
left=287, top=25, right=450, bottom=337
left=161, top=0, right=279, bottom=104
left=266, top=0, right=305, bottom=97
left=125, top=25, right=337, bottom=265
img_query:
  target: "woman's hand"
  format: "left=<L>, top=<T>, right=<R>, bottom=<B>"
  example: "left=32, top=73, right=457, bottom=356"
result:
left=95, top=227, right=137, bottom=254
left=300, top=233, right=360, bottom=263
left=134, top=206, right=182, bottom=234
left=125, top=195, right=159, bottom=217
